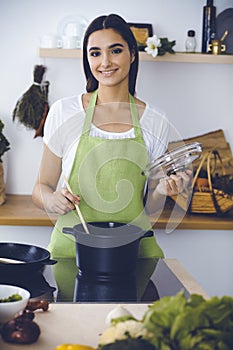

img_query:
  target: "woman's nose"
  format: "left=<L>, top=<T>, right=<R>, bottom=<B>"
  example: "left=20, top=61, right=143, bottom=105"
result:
left=101, top=53, right=111, bottom=67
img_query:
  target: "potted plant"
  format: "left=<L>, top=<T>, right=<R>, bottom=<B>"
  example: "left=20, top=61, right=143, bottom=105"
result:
left=0, top=119, right=10, bottom=205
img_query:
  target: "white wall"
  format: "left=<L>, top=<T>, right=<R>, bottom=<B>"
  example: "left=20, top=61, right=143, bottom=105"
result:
left=0, top=0, right=233, bottom=297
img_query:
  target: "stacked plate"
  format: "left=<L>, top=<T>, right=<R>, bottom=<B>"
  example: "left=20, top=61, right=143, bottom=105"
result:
left=57, top=15, right=88, bottom=49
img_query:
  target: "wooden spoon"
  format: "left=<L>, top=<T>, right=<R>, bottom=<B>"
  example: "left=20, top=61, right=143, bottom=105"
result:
left=62, top=174, right=90, bottom=235
left=0, top=257, right=25, bottom=264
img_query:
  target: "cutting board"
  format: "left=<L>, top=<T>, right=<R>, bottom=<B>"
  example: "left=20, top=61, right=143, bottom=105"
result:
left=0, top=303, right=149, bottom=349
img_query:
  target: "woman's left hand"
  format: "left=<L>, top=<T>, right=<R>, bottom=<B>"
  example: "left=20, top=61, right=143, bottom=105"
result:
left=156, top=169, right=192, bottom=196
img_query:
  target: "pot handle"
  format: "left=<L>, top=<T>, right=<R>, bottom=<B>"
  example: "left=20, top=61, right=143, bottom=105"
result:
left=140, top=230, right=154, bottom=240
left=62, top=227, right=74, bottom=235
left=42, top=259, right=57, bottom=266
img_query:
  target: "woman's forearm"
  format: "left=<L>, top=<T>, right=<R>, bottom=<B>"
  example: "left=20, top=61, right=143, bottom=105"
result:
left=32, top=182, right=56, bottom=212
left=145, top=188, right=167, bottom=215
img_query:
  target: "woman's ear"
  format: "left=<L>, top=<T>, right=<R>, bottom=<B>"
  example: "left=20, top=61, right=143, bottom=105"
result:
left=130, top=50, right=135, bottom=64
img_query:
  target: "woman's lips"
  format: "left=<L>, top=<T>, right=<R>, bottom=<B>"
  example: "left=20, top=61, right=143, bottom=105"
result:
left=99, top=69, right=117, bottom=76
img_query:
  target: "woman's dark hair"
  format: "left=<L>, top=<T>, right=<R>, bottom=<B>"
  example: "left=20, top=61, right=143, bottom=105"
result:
left=82, top=14, right=139, bottom=95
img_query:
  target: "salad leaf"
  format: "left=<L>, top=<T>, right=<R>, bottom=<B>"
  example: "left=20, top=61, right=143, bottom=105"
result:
left=171, top=294, right=233, bottom=350
left=142, top=290, right=187, bottom=348
left=142, top=291, right=233, bottom=350
left=0, top=293, right=22, bottom=303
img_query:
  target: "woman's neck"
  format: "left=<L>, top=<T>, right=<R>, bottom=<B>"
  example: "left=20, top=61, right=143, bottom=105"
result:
left=96, top=86, right=131, bottom=105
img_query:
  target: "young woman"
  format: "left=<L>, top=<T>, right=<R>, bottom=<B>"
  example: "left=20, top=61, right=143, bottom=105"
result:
left=32, top=14, right=191, bottom=260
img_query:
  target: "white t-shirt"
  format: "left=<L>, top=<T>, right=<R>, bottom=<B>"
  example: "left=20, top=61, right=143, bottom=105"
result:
left=43, top=94, right=169, bottom=178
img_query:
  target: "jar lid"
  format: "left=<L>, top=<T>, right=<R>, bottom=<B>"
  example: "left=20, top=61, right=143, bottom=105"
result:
left=187, top=30, right=195, bottom=37
left=142, top=142, right=202, bottom=178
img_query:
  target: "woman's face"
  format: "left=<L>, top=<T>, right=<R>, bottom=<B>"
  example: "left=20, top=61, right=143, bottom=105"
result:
left=87, top=28, right=134, bottom=89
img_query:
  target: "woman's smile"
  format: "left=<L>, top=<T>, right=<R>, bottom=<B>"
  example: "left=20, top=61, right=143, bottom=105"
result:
left=99, top=68, right=118, bottom=77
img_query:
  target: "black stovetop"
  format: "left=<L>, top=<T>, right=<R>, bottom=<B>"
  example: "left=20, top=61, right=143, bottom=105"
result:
left=0, top=258, right=189, bottom=303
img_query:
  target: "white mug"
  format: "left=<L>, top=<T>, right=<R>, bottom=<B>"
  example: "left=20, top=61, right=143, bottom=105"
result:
left=40, top=34, right=62, bottom=48
left=62, top=35, right=80, bottom=49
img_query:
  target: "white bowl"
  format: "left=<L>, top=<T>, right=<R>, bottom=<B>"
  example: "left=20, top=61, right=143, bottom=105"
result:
left=0, top=284, right=30, bottom=324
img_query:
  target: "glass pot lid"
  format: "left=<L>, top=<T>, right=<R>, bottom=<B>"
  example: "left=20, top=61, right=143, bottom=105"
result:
left=142, top=142, right=202, bottom=178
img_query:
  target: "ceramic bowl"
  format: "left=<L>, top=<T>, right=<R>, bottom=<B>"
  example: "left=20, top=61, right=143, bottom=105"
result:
left=0, top=284, right=30, bottom=324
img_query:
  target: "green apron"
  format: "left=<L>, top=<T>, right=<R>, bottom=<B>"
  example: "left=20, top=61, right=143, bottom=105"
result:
left=48, top=90, right=164, bottom=259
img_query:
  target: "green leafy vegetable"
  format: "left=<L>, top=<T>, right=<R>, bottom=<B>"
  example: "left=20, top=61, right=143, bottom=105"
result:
left=142, top=290, right=186, bottom=349
left=0, top=293, right=23, bottom=303
left=98, top=291, right=233, bottom=350
left=110, top=315, right=136, bottom=326
left=142, top=290, right=233, bottom=350
left=171, top=295, right=233, bottom=350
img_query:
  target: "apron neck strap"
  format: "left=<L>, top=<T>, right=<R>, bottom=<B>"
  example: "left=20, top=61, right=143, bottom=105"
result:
left=82, top=90, right=142, bottom=137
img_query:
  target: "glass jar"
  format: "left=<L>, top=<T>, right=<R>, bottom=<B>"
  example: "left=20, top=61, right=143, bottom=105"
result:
left=185, top=30, right=197, bottom=53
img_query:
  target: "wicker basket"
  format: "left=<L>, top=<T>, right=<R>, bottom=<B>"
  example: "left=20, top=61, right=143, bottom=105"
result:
left=189, top=150, right=233, bottom=215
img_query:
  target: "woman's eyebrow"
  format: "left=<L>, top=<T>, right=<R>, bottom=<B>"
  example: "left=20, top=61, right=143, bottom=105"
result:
left=88, top=43, right=124, bottom=52
left=109, top=43, right=124, bottom=49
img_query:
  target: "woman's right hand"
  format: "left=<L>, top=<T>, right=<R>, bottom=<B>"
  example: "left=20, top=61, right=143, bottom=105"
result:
left=45, top=189, right=80, bottom=215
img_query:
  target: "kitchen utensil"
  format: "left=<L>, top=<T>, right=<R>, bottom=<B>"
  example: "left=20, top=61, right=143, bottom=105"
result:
left=63, top=221, right=153, bottom=279
left=0, top=257, right=25, bottom=264
left=142, top=142, right=202, bottom=179
left=62, top=174, right=90, bottom=234
left=0, top=243, right=56, bottom=275
left=220, top=30, right=228, bottom=42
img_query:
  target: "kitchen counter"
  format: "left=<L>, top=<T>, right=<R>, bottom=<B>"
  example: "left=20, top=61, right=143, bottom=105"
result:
left=1, top=194, right=232, bottom=230
left=0, top=258, right=209, bottom=349
left=0, top=303, right=155, bottom=349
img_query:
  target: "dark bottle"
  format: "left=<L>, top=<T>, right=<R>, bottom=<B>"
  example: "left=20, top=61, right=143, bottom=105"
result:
left=201, top=0, right=216, bottom=53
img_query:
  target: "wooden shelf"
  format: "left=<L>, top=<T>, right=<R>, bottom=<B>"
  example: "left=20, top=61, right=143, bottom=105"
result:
left=39, top=48, right=83, bottom=59
left=39, top=48, right=233, bottom=64
left=1, top=194, right=232, bottom=229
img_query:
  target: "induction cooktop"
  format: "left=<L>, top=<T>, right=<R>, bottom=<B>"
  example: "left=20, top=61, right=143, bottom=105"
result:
left=0, top=258, right=189, bottom=303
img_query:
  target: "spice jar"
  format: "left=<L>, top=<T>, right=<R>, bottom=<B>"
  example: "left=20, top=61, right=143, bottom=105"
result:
left=185, top=30, right=197, bottom=53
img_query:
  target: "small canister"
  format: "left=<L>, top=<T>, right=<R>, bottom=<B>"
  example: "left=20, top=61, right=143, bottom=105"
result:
left=185, top=30, right=197, bottom=53
left=208, top=39, right=226, bottom=54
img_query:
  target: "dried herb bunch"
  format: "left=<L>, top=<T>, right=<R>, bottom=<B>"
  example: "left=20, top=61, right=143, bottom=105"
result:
left=12, top=65, right=49, bottom=138
left=0, top=120, right=10, bottom=163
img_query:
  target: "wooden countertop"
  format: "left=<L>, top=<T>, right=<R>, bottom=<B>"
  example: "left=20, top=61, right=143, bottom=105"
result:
left=0, top=194, right=232, bottom=230
left=0, top=195, right=58, bottom=227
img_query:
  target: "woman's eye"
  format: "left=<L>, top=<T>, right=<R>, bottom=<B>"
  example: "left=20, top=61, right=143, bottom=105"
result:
left=112, top=48, right=122, bottom=54
left=90, top=51, right=101, bottom=57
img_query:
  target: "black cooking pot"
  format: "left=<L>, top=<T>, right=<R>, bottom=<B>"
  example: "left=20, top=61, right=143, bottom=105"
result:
left=62, top=222, right=153, bottom=279
left=0, top=243, right=57, bottom=276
